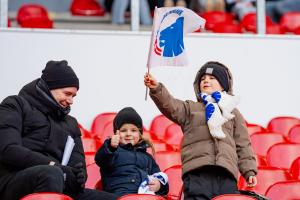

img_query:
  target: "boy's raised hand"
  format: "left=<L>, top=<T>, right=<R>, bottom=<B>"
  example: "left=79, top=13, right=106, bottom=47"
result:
left=111, top=132, right=120, bottom=148
left=144, top=73, right=159, bottom=89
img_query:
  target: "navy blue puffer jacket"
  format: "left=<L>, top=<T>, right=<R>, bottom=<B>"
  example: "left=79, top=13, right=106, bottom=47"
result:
left=95, top=139, right=169, bottom=197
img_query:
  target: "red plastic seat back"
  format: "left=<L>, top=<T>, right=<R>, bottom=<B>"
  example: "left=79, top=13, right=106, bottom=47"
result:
left=85, top=152, right=96, bottom=166
left=294, top=26, right=300, bottom=35
left=91, top=112, right=117, bottom=138
left=149, top=115, right=174, bottom=141
left=265, top=181, right=300, bottom=200
left=238, top=167, right=293, bottom=195
left=117, top=194, right=166, bottom=200
left=82, top=138, right=102, bottom=152
left=201, top=11, right=234, bottom=30
left=241, top=13, right=273, bottom=33
left=288, top=124, right=300, bottom=143
left=267, top=116, right=300, bottom=138
left=250, top=132, right=285, bottom=157
left=78, top=123, right=92, bottom=138
left=280, top=12, right=300, bottom=32
left=266, top=24, right=285, bottom=34
left=155, top=151, right=181, bottom=172
left=290, top=157, right=300, bottom=180
left=246, top=123, right=266, bottom=136
left=70, top=0, right=105, bottom=16
left=266, top=143, right=300, bottom=170
left=212, top=194, right=256, bottom=200
left=212, top=22, right=242, bottom=33
left=255, top=155, right=267, bottom=167
left=164, top=124, right=183, bottom=151
left=86, top=163, right=101, bottom=189
left=164, top=165, right=183, bottom=200
left=17, top=4, right=53, bottom=28
left=20, top=192, right=73, bottom=200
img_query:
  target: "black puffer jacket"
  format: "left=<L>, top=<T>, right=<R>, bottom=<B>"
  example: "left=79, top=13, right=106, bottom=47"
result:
left=0, top=79, right=86, bottom=194
left=95, top=139, right=169, bottom=197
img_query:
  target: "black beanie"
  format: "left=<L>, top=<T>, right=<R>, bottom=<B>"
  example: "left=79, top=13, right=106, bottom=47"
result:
left=198, top=62, right=229, bottom=92
left=113, top=107, right=143, bottom=134
left=41, top=60, right=79, bottom=90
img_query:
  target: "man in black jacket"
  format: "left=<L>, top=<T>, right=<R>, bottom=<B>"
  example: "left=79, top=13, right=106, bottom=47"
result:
left=0, top=60, right=117, bottom=200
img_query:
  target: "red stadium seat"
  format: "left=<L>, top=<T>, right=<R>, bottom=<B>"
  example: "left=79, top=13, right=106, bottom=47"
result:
left=280, top=12, right=300, bottom=33
left=149, top=115, right=174, bottom=141
left=101, top=122, right=114, bottom=141
left=164, top=124, right=183, bottom=151
left=240, top=13, right=274, bottom=33
left=212, top=22, right=242, bottom=33
left=86, top=163, right=101, bottom=189
left=70, top=0, right=105, bottom=16
left=17, top=4, right=53, bottom=28
left=82, top=138, right=102, bottom=152
left=294, top=26, right=300, bottom=35
left=20, top=192, right=73, bottom=200
left=78, top=123, right=92, bottom=138
left=147, top=141, right=172, bottom=156
left=84, top=152, right=96, bottom=166
left=201, top=11, right=234, bottom=31
left=288, top=124, right=300, bottom=143
left=8, top=18, right=11, bottom=27
left=267, top=116, right=300, bottom=138
left=238, top=166, right=293, bottom=195
left=91, top=112, right=117, bottom=139
left=250, top=132, right=285, bottom=157
left=266, top=143, right=300, bottom=170
left=266, top=24, right=285, bottom=34
left=155, top=151, right=181, bottom=172
left=255, top=155, right=267, bottom=167
left=164, top=165, right=183, bottom=200
left=265, top=181, right=300, bottom=200
left=117, top=194, right=166, bottom=200
left=212, top=194, right=256, bottom=200
left=246, top=123, right=266, bottom=136
left=290, top=157, right=300, bottom=180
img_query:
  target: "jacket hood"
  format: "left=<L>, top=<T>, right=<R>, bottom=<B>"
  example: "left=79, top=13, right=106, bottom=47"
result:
left=193, top=61, right=234, bottom=102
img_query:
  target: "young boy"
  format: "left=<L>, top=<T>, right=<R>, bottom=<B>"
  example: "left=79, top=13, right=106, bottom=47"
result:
left=144, top=61, right=257, bottom=199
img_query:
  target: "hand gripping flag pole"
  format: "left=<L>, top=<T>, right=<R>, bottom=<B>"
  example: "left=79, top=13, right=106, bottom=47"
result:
left=145, top=6, right=206, bottom=100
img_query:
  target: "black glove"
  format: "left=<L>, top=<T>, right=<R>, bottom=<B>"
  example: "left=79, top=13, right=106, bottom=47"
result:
left=71, top=162, right=87, bottom=191
left=55, top=164, right=80, bottom=194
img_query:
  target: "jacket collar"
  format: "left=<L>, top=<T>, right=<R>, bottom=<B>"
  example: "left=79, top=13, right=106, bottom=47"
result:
left=18, top=78, right=70, bottom=119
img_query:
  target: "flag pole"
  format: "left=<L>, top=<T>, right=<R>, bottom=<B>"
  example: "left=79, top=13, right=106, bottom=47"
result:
left=145, top=66, right=150, bottom=101
left=145, top=6, right=157, bottom=101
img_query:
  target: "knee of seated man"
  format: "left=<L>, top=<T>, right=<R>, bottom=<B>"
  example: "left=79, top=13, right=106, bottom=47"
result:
left=34, top=165, right=64, bottom=185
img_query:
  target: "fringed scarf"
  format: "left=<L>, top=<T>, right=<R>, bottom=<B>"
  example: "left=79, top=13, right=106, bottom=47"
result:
left=200, top=91, right=240, bottom=139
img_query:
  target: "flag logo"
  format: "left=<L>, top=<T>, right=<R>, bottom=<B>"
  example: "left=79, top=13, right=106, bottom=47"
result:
left=147, top=7, right=206, bottom=68
left=155, top=14, right=184, bottom=57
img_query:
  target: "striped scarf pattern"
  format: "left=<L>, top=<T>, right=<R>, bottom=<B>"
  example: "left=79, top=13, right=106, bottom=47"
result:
left=200, top=91, right=240, bottom=139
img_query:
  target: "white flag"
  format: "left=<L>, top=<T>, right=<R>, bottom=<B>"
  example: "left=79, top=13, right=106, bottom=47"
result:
left=147, top=7, right=206, bottom=68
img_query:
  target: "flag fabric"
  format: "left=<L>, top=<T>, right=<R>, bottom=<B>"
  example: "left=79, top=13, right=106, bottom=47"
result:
left=147, top=7, right=206, bottom=68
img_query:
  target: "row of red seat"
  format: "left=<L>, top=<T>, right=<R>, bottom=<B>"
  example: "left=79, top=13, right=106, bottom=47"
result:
left=202, top=11, right=300, bottom=34
left=13, top=3, right=300, bottom=35
left=85, top=114, right=300, bottom=145
left=15, top=0, right=105, bottom=29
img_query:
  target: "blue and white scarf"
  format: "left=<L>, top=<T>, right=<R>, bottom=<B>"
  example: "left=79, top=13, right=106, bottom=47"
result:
left=138, top=172, right=168, bottom=194
left=200, top=91, right=239, bottom=139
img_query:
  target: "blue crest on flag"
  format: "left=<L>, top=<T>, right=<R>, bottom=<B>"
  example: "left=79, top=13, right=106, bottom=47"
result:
left=159, top=17, right=184, bottom=57
left=154, top=10, right=185, bottom=58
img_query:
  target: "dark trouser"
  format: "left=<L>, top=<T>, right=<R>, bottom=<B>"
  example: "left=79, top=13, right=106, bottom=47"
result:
left=1, top=165, right=117, bottom=200
left=183, top=166, right=238, bottom=200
